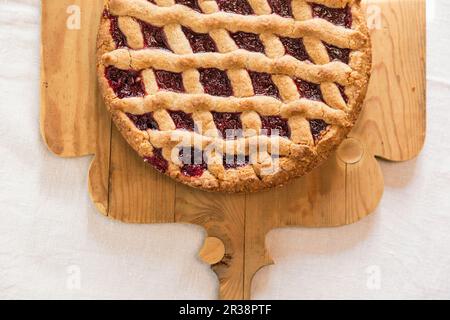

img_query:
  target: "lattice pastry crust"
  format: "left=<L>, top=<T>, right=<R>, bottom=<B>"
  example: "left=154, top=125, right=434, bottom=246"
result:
left=97, top=0, right=372, bottom=192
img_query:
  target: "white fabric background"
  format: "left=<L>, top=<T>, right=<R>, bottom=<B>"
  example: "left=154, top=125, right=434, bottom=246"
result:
left=0, top=0, right=449, bottom=300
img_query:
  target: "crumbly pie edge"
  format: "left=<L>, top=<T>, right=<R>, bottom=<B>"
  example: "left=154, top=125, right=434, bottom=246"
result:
left=96, top=0, right=372, bottom=193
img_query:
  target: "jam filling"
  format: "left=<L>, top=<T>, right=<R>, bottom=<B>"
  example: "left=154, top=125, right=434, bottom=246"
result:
left=175, top=0, right=202, bottom=12
left=179, top=148, right=207, bottom=177
left=294, top=79, right=323, bottom=102
left=139, top=21, right=171, bottom=50
left=311, top=4, right=352, bottom=28
left=230, top=32, right=265, bottom=53
left=169, top=111, right=195, bottom=131
left=337, top=84, right=349, bottom=103
left=212, top=112, right=243, bottom=139
left=144, top=148, right=169, bottom=173
left=309, top=119, right=329, bottom=142
left=223, top=154, right=250, bottom=169
left=127, top=112, right=159, bottom=131
left=199, top=68, right=233, bottom=97
left=216, top=0, right=254, bottom=15
left=104, top=11, right=128, bottom=48
left=249, top=72, right=280, bottom=99
left=261, top=116, right=290, bottom=138
left=182, top=27, right=217, bottom=53
left=267, top=0, right=293, bottom=18
left=324, top=42, right=350, bottom=64
left=105, top=66, right=146, bottom=99
left=280, top=37, right=310, bottom=62
left=154, top=70, right=185, bottom=93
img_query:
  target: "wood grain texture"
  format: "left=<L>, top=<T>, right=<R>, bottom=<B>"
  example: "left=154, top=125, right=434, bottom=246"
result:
left=87, top=95, right=111, bottom=215
left=354, top=0, right=426, bottom=161
left=108, top=126, right=176, bottom=223
left=41, top=0, right=104, bottom=157
left=40, top=0, right=426, bottom=300
left=175, top=187, right=246, bottom=300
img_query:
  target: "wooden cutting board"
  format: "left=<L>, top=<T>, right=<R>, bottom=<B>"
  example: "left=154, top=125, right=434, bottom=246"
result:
left=40, top=0, right=426, bottom=300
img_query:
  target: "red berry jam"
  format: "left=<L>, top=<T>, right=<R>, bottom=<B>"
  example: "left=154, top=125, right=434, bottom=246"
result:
left=127, top=112, right=159, bottom=131
left=216, top=0, right=254, bottom=15
left=144, top=148, right=169, bottom=173
left=261, top=116, right=290, bottom=138
left=230, top=32, right=265, bottom=53
left=223, top=154, right=250, bottom=169
left=104, top=10, right=127, bottom=48
left=337, top=84, right=348, bottom=103
left=267, top=0, right=293, bottom=18
left=139, top=21, right=171, bottom=50
left=105, top=66, right=146, bottom=99
left=324, top=42, right=350, bottom=64
left=182, top=164, right=206, bottom=177
left=311, top=4, right=352, bottom=28
left=179, top=148, right=207, bottom=177
left=280, top=37, right=310, bottom=62
left=249, top=72, right=280, bottom=99
left=175, top=0, right=202, bottom=12
left=309, top=119, right=329, bottom=141
left=294, top=79, right=323, bottom=102
left=199, top=68, right=233, bottom=97
left=169, top=111, right=195, bottom=131
left=182, top=27, right=217, bottom=53
left=154, top=70, right=185, bottom=93
left=212, top=112, right=243, bottom=139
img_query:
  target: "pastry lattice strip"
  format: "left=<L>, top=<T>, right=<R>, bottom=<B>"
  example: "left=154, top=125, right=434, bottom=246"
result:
left=102, top=0, right=367, bottom=180
left=109, top=0, right=365, bottom=48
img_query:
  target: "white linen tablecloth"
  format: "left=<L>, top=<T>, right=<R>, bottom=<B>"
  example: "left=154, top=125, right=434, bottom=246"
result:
left=0, top=0, right=449, bottom=299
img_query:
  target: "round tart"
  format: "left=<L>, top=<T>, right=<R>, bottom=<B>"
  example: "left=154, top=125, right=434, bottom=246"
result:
left=97, top=0, right=371, bottom=192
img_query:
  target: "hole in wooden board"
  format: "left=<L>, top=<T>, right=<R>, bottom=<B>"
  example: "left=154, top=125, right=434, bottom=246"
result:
left=199, top=237, right=226, bottom=265
left=337, top=138, right=364, bottom=164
